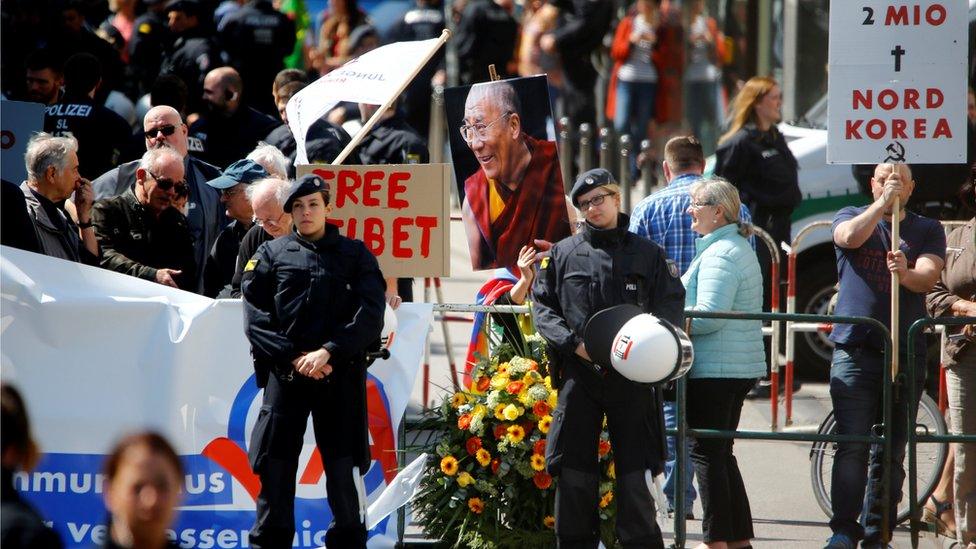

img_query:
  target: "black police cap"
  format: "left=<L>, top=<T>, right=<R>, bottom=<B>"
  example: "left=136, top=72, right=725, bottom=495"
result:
left=284, top=174, right=330, bottom=213
left=570, top=168, right=615, bottom=207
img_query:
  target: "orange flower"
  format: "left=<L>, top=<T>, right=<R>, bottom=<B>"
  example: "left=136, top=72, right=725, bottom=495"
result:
left=533, top=471, right=552, bottom=489
left=543, top=515, right=555, bottom=529
left=457, top=414, right=472, bottom=431
left=533, top=439, right=547, bottom=455
left=530, top=453, right=546, bottom=471
left=506, top=381, right=524, bottom=395
left=468, top=497, right=484, bottom=514
left=598, top=439, right=611, bottom=457
left=466, top=436, right=482, bottom=456
left=491, top=458, right=501, bottom=475
left=493, top=423, right=509, bottom=440
left=475, top=376, right=491, bottom=392
left=599, top=490, right=614, bottom=508
left=440, top=455, right=459, bottom=476
left=475, top=448, right=491, bottom=467
left=533, top=401, right=550, bottom=417
left=527, top=360, right=539, bottom=371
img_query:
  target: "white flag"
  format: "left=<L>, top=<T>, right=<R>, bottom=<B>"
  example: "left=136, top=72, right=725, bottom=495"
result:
left=287, top=38, right=442, bottom=165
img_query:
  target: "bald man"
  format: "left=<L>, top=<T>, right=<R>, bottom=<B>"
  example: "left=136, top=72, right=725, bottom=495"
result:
left=92, top=105, right=224, bottom=294
left=188, top=67, right=281, bottom=169
left=824, top=163, right=946, bottom=548
left=459, top=81, right=571, bottom=270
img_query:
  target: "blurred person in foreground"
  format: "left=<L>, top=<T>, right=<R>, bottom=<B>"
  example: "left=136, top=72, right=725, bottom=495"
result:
left=1, top=384, right=64, bottom=549
left=100, top=432, right=183, bottom=549
left=681, top=178, right=764, bottom=549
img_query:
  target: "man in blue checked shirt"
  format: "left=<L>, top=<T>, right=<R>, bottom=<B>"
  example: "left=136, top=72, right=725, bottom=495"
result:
left=629, top=135, right=752, bottom=519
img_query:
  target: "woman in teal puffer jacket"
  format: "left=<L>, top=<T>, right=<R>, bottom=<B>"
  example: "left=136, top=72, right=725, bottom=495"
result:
left=681, top=177, right=764, bottom=549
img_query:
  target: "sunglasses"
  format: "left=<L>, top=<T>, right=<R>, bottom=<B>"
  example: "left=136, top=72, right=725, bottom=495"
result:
left=148, top=170, right=188, bottom=195
left=144, top=124, right=177, bottom=139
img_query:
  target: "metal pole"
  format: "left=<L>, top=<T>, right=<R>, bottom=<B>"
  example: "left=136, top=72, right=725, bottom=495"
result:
left=598, top=126, right=613, bottom=172
left=578, top=123, right=593, bottom=174
left=618, top=134, right=632, bottom=213
left=428, top=86, right=445, bottom=164
left=640, top=138, right=654, bottom=197
left=559, top=117, right=574, bottom=192
left=674, top=373, right=687, bottom=548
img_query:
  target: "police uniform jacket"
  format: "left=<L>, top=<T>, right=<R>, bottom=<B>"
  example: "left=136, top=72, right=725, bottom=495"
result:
left=532, top=213, right=685, bottom=366
left=127, top=11, right=172, bottom=97
left=356, top=116, right=429, bottom=165
left=160, top=29, right=223, bottom=114
left=241, top=223, right=386, bottom=388
left=43, top=93, right=132, bottom=179
left=188, top=106, right=282, bottom=169
left=91, top=189, right=197, bottom=292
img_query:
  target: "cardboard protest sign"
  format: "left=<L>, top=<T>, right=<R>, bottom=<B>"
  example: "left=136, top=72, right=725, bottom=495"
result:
left=296, top=163, right=451, bottom=278
left=1, top=100, right=45, bottom=183
left=445, top=75, right=572, bottom=271
left=827, top=0, right=967, bottom=164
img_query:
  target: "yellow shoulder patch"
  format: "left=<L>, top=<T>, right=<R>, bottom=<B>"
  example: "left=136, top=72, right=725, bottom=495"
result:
left=138, top=22, right=152, bottom=34
left=540, top=257, right=550, bottom=269
left=244, top=259, right=259, bottom=272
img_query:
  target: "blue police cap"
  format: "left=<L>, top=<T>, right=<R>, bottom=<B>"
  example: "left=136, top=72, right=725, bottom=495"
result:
left=206, top=159, right=269, bottom=190
left=571, top=168, right=615, bottom=207
left=284, top=174, right=330, bottom=213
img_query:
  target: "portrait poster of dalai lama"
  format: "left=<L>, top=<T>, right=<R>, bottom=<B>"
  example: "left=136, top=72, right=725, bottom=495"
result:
left=445, top=75, right=572, bottom=271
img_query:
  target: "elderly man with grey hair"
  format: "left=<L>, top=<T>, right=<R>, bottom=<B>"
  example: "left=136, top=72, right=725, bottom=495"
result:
left=91, top=147, right=197, bottom=291
left=458, top=80, right=570, bottom=269
left=92, top=104, right=224, bottom=293
left=226, top=177, right=293, bottom=298
left=20, top=133, right=99, bottom=263
left=246, top=143, right=289, bottom=179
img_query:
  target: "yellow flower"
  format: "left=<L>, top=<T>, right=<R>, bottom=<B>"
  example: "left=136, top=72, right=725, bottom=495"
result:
left=543, top=515, right=555, bottom=529
left=440, top=455, right=459, bottom=476
left=502, top=404, right=522, bottom=421
left=457, top=471, right=475, bottom=488
left=494, top=403, right=507, bottom=420
left=498, top=362, right=510, bottom=375
left=547, top=390, right=557, bottom=409
left=490, top=373, right=509, bottom=390
left=451, top=392, right=467, bottom=408
left=468, top=497, right=485, bottom=514
left=471, top=404, right=487, bottom=420
left=599, top=490, right=614, bottom=508
left=524, top=370, right=543, bottom=384
left=530, top=454, right=546, bottom=471
left=544, top=376, right=553, bottom=390
left=475, top=448, right=491, bottom=467
left=519, top=391, right=535, bottom=407
left=507, top=424, right=526, bottom=444
left=607, top=461, right=616, bottom=479
left=538, top=415, right=552, bottom=434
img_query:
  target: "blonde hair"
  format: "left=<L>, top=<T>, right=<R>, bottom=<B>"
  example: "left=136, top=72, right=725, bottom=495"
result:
left=719, top=76, right=779, bottom=145
left=690, top=177, right=753, bottom=237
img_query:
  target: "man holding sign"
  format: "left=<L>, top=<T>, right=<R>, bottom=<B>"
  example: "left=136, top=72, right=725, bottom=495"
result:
left=825, top=163, right=946, bottom=549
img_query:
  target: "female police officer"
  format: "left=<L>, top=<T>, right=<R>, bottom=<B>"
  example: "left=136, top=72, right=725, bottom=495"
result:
left=531, top=168, right=685, bottom=548
left=241, top=174, right=386, bottom=548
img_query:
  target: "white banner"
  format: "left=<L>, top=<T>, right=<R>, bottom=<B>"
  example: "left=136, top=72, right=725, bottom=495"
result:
left=287, top=38, right=442, bottom=165
left=826, top=0, right=967, bottom=164
left=0, top=246, right=431, bottom=548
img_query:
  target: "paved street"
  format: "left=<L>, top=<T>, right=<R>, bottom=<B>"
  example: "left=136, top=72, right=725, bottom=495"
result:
left=401, top=206, right=951, bottom=548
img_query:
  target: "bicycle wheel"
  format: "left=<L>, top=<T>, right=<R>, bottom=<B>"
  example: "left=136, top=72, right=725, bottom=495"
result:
left=809, top=392, right=948, bottom=523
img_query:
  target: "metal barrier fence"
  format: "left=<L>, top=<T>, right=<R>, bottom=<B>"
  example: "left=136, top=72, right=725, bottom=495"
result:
left=906, top=316, right=976, bottom=549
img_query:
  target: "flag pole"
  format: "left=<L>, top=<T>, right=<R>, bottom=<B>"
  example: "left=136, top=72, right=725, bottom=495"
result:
left=331, top=29, right=453, bottom=165
left=890, top=196, right=900, bottom=382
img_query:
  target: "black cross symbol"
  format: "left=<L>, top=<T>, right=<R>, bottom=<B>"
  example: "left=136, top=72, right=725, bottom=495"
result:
left=891, top=45, right=906, bottom=72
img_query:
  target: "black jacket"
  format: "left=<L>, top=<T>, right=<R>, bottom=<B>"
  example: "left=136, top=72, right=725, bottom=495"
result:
left=188, top=106, right=282, bottom=169
left=241, top=224, right=386, bottom=387
left=92, top=190, right=197, bottom=291
left=230, top=223, right=273, bottom=298
left=1, top=467, right=64, bottom=549
left=355, top=116, right=429, bottom=165
left=128, top=11, right=172, bottom=97
left=160, top=29, right=223, bottom=114
left=454, top=0, right=517, bottom=85
left=713, top=124, right=801, bottom=214
left=204, top=219, right=252, bottom=298
left=43, top=94, right=132, bottom=179
left=531, top=214, right=685, bottom=362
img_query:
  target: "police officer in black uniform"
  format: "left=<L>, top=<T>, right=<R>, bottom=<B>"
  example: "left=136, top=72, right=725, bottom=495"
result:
left=218, top=0, right=296, bottom=116
left=241, top=174, right=386, bottom=549
left=128, top=0, right=173, bottom=99
left=531, top=168, right=685, bottom=548
left=355, top=104, right=429, bottom=166
left=161, top=0, right=223, bottom=116
left=43, top=53, right=132, bottom=180
left=454, top=0, right=518, bottom=86
left=388, top=0, right=445, bottom=137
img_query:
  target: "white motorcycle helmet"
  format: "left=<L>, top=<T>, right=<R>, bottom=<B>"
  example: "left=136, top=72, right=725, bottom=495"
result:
left=583, top=304, right=694, bottom=384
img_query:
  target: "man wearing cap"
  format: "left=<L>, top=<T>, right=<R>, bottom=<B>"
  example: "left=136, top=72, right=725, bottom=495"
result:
left=242, top=173, right=386, bottom=549
left=459, top=80, right=571, bottom=269
left=202, top=159, right=268, bottom=297
left=160, top=0, right=222, bottom=116
left=531, top=168, right=685, bottom=548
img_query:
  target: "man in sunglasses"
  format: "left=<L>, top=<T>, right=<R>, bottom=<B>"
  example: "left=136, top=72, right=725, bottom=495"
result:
left=92, top=147, right=197, bottom=291
left=458, top=80, right=571, bottom=270
left=92, top=105, right=224, bottom=294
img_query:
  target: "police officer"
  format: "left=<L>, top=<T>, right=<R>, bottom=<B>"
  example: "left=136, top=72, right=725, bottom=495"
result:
left=128, top=0, right=173, bottom=98
left=531, top=168, right=685, bottom=548
left=388, top=0, right=445, bottom=136
left=218, top=0, right=296, bottom=116
left=241, top=174, right=386, bottom=548
left=161, top=0, right=223, bottom=116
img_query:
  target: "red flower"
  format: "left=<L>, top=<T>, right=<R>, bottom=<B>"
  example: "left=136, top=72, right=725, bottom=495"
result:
left=466, top=436, right=482, bottom=456
left=476, top=376, right=491, bottom=392
left=457, top=414, right=472, bottom=431
left=533, top=401, right=550, bottom=417
left=506, top=381, right=524, bottom=395
left=533, top=439, right=547, bottom=455
left=526, top=360, right=539, bottom=371
left=598, top=440, right=611, bottom=457
left=493, top=423, right=509, bottom=440
left=521, top=419, right=536, bottom=435
left=533, top=471, right=552, bottom=489
left=491, top=458, right=501, bottom=475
